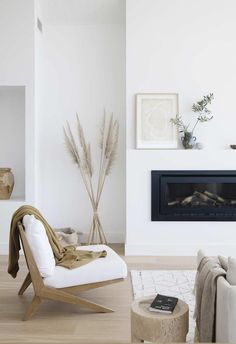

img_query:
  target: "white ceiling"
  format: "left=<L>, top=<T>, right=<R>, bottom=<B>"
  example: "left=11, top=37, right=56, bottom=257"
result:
left=39, top=0, right=125, bottom=25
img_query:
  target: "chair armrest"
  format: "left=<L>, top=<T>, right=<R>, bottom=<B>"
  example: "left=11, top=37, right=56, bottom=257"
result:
left=216, top=276, right=236, bottom=343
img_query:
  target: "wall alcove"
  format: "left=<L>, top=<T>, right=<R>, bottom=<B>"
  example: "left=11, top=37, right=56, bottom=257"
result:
left=0, top=86, right=25, bottom=201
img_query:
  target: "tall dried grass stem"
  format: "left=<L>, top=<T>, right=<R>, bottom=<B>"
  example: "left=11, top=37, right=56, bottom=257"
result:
left=64, top=112, right=119, bottom=244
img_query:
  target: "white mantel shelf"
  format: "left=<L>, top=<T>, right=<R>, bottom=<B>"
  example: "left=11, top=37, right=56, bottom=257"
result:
left=135, top=149, right=236, bottom=152
left=131, top=148, right=236, bottom=152
left=126, top=149, right=236, bottom=171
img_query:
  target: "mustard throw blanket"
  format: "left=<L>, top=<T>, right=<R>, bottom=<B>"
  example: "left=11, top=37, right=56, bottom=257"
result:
left=8, top=205, right=107, bottom=278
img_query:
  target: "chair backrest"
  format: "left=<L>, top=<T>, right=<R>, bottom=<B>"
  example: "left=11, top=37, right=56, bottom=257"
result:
left=18, top=221, right=44, bottom=294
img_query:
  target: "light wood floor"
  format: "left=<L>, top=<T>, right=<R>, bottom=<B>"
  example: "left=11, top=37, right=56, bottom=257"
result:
left=0, top=245, right=196, bottom=344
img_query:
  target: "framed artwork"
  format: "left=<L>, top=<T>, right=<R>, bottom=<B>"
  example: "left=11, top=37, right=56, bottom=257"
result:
left=136, top=93, right=179, bottom=149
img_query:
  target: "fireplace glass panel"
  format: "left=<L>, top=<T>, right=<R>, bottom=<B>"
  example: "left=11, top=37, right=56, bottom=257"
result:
left=165, top=183, right=236, bottom=208
left=151, top=171, right=236, bottom=221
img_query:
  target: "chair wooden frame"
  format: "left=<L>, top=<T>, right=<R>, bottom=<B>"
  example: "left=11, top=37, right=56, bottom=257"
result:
left=17, top=222, right=124, bottom=321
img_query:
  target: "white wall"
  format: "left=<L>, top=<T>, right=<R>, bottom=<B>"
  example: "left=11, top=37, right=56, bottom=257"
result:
left=126, top=0, right=236, bottom=255
left=0, top=0, right=35, bottom=253
left=0, top=87, right=25, bottom=199
left=36, top=22, right=125, bottom=241
left=3, top=0, right=236, bottom=255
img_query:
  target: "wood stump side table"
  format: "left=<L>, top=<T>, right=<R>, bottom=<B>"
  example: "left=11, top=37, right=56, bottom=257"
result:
left=131, top=295, right=189, bottom=343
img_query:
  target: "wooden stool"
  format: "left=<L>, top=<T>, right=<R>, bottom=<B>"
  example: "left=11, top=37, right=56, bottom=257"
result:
left=131, top=295, right=189, bottom=343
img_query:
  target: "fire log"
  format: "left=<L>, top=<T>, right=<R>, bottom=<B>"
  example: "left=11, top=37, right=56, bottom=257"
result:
left=203, top=190, right=225, bottom=204
left=193, top=191, right=217, bottom=206
left=168, top=200, right=180, bottom=206
left=181, top=195, right=195, bottom=206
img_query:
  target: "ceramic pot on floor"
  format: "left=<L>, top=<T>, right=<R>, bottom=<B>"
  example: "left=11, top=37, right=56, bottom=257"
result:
left=0, top=168, right=14, bottom=199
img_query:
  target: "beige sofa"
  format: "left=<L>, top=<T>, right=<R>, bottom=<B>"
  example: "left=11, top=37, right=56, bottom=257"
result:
left=197, top=252, right=236, bottom=343
left=216, top=275, right=236, bottom=343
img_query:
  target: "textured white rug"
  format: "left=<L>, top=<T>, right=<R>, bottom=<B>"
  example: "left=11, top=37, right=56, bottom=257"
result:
left=131, top=270, right=196, bottom=343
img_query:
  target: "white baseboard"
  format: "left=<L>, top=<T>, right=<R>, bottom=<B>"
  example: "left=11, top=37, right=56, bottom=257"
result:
left=0, top=242, right=24, bottom=256
left=125, top=243, right=236, bottom=256
left=0, top=242, right=9, bottom=255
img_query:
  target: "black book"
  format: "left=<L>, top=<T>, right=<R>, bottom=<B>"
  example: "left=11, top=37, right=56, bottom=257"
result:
left=149, top=294, right=178, bottom=314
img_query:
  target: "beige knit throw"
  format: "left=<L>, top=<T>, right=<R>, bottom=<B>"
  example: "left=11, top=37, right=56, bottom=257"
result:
left=8, top=205, right=106, bottom=278
left=194, top=256, right=226, bottom=342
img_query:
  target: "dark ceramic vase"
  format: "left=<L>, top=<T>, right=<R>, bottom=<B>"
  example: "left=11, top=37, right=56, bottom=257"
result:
left=181, top=132, right=196, bottom=149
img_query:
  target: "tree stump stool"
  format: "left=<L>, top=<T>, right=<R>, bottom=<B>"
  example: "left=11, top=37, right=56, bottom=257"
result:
left=131, top=295, right=189, bottom=343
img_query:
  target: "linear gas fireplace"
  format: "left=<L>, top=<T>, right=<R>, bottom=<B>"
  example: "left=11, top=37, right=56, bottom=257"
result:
left=151, top=170, right=236, bottom=221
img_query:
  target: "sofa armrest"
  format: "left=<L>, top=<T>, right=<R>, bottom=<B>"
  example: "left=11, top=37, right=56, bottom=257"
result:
left=216, top=276, right=236, bottom=343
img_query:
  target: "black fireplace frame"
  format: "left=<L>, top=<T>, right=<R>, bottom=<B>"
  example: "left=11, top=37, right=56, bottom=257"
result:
left=151, top=170, right=236, bottom=221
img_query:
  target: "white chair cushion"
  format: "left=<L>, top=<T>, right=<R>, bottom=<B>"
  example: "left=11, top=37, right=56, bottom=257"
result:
left=23, top=215, right=56, bottom=278
left=43, top=245, right=127, bottom=288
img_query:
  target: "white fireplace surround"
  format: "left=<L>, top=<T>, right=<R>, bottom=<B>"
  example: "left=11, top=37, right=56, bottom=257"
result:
left=125, top=150, right=236, bottom=256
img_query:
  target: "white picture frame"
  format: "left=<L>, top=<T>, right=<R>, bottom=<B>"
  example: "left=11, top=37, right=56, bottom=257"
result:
left=136, top=93, right=179, bottom=149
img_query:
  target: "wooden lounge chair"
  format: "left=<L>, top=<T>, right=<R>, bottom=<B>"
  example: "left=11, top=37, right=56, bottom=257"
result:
left=17, top=221, right=127, bottom=320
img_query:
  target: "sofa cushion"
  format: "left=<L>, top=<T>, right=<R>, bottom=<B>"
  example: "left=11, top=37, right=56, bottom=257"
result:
left=43, top=244, right=127, bottom=288
left=218, top=255, right=228, bottom=271
left=226, top=257, right=236, bottom=285
left=197, top=249, right=206, bottom=267
left=23, top=215, right=55, bottom=277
